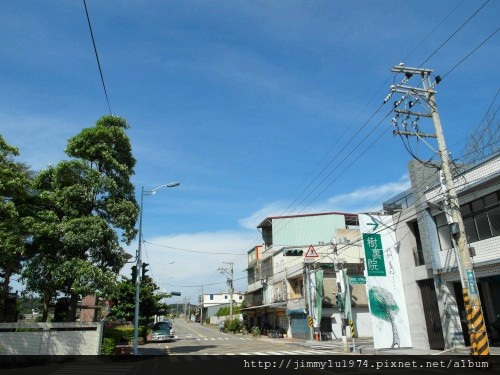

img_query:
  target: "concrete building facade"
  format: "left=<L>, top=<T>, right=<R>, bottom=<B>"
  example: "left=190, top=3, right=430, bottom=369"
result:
left=383, top=155, right=500, bottom=350
left=244, top=212, right=372, bottom=340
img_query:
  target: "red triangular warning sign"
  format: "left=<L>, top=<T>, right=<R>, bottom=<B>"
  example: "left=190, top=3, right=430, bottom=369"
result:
left=305, top=245, right=318, bottom=258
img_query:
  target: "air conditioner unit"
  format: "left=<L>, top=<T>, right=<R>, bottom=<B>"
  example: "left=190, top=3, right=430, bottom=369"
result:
left=274, top=289, right=283, bottom=302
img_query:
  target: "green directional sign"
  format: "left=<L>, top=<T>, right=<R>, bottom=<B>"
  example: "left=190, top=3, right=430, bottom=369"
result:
left=349, top=276, right=366, bottom=284
left=363, top=233, right=386, bottom=276
left=367, top=216, right=379, bottom=232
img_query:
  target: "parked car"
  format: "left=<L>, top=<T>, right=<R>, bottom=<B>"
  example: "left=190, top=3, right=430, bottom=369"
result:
left=151, top=321, right=174, bottom=342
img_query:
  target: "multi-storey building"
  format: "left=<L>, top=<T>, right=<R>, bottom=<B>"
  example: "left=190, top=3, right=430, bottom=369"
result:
left=198, top=292, right=245, bottom=323
left=383, top=155, right=500, bottom=350
left=244, top=212, right=371, bottom=339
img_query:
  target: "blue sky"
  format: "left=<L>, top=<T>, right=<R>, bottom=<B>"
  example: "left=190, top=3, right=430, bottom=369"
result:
left=2, top=1, right=499, bottom=305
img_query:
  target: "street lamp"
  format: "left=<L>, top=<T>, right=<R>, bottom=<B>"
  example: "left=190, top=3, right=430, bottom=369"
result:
left=133, top=181, right=180, bottom=355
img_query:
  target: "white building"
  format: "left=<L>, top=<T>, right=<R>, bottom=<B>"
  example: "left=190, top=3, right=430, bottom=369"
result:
left=383, top=155, right=500, bottom=350
left=198, top=292, right=245, bottom=323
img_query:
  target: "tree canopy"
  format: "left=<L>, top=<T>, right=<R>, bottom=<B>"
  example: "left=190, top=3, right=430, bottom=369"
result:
left=107, top=276, right=169, bottom=325
left=21, top=115, right=139, bottom=322
left=0, top=135, right=33, bottom=321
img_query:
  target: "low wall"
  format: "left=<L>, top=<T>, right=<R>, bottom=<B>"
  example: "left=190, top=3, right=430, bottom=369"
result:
left=0, top=322, right=103, bottom=355
left=209, top=314, right=243, bottom=325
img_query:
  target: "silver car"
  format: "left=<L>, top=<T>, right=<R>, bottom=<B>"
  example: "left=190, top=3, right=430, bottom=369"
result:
left=151, top=321, right=174, bottom=342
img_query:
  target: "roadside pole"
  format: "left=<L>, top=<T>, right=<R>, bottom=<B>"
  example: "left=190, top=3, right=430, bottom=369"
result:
left=306, top=263, right=315, bottom=341
left=389, top=65, right=490, bottom=355
left=344, top=271, right=358, bottom=353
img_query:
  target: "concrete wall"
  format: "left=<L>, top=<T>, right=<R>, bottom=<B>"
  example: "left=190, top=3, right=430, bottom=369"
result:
left=0, top=322, right=103, bottom=355
left=209, top=314, right=243, bottom=325
left=328, top=307, right=371, bottom=338
left=393, top=205, right=435, bottom=350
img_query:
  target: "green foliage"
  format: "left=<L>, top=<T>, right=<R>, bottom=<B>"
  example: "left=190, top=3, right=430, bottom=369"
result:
left=215, top=305, right=242, bottom=317
left=107, top=276, right=168, bottom=325
left=100, top=337, right=116, bottom=355
left=251, top=326, right=261, bottom=337
left=17, top=294, right=42, bottom=315
left=0, top=134, right=33, bottom=321
left=20, top=115, right=139, bottom=322
left=103, top=325, right=147, bottom=344
left=225, top=319, right=243, bottom=334
left=15, top=327, right=41, bottom=332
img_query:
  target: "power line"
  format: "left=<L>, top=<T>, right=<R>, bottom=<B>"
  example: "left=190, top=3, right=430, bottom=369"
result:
left=82, top=0, right=112, bottom=115
left=403, top=0, right=465, bottom=63
left=143, top=240, right=246, bottom=255
left=249, top=3, right=490, bottom=239
left=418, top=0, right=491, bottom=68
left=442, top=26, right=500, bottom=80
left=222, top=3, right=485, bottom=260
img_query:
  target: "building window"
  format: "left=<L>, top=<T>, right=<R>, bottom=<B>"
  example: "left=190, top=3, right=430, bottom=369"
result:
left=463, top=216, right=478, bottom=243
left=460, top=191, right=500, bottom=243
left=210, top=294, right=214, bottom=300
left=489, top=206, right=500, bottom=236
left=247, top=266, right=257, bottom=284
left=261, top=257, right=273, bottom=279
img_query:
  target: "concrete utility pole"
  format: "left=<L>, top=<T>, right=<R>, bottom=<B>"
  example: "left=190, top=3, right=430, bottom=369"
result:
left=303, top=263, right=315, bottom=341
left=333, top=248, right=348, bottom=352
left=200, top=285, right=204, bottom=324
left=219, top=262, right=234, bottom=320
left=305, top=263, right=315, bottom=341
left=388, top=64, right=490, bottom=356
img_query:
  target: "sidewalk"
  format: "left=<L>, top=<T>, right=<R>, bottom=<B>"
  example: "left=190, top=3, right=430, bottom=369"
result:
left=202, top=323, right=500, bottom=355
left=303, top=338, right=500, bottom=356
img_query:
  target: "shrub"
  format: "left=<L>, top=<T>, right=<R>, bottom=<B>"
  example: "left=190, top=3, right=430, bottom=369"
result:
left=225, top=319, right=244, bottom=334
left=251, top=326, right=261, bottom=337
left=103, top=325, right=146, bottom=344
left=101, top=337, right=116, bottom=355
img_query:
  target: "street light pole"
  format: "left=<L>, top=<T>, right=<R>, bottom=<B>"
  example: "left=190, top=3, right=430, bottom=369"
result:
left=133, top=182, right=180, bottom=355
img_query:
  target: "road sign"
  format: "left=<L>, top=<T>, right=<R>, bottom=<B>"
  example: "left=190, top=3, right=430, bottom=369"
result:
left=305, top=245, right=318, bottom=257
left=304, top=245, right=319, bottom=263
left=349, top=276, right=366, bottom=284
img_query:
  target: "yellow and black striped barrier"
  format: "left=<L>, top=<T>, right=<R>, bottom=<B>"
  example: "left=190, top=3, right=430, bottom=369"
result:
left=349, top=319, right=356, bottom=338
left=308, top=316, right=313, bottom=327
left=463, top=288, right=490, bottom=356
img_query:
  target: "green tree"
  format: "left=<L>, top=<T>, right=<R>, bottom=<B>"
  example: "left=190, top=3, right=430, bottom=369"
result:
left=22, top=115, right=139, bottom=322
left=0, top=135, right=33, bottom=322
left=107, top=276, right=169, bottom=325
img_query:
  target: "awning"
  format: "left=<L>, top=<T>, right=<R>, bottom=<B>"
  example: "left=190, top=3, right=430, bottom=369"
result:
left=286, top=308, right=307, bottom=315
left=241, top=302, right=287, bottom=310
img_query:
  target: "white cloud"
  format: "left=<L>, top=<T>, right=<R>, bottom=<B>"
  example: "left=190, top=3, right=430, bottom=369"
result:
left=123, top=229, right=259, bottom=303
left=323, top=175, right=411, bottom=213
left=238, top=201, right=291, bottom=230
left=238, top=176, right=411, bottom=230
left=0, top=113, right=87, bottom=171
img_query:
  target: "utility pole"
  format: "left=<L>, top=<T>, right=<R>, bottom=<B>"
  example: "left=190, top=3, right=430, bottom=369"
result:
left=333, top=247, right=348, bottom=352
left=305, top=263, right=315, bottom=341
left=303, top=263, right=315, bottom=341
left=200, top=285, right=204, bottom=324
left=219, top=262, right=234, bottom=320
left=388, top=64, right=489, bottom=356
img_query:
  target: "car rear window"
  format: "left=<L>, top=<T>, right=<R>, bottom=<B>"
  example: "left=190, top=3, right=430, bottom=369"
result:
left=153, top=322, right=170, bottom=330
